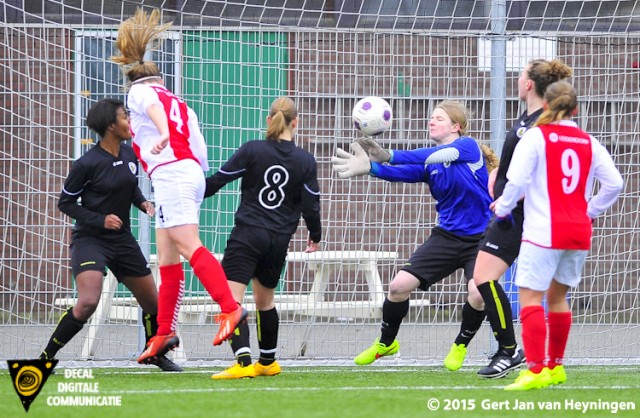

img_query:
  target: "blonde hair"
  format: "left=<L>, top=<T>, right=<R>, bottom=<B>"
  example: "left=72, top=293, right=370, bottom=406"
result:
left=534, top=81, right=578, bottom=127
left=479, top=143, right=499, bottom=172
left=435, top=100, right=469, bottom=136
left=266, top=97, right=298, bottom=141
left=527, top=59, right=573, bottom=98
left=111, top=8, right=172, bottom=82
left=435, top=100, right=498, bottom=172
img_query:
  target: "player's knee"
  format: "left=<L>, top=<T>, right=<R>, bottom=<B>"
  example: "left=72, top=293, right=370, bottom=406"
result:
left=388, top=271, right=420, bottom=300
left=467, top=280, right=485, bottom=309
left=546, top=293, right=569, bottom=311
left=388, top=282, right=413, bottom=301
left=74, top=298, right=99, bottom=321
left=467, top=290, right=485, bottom=310
left=472, top=275, right=490, bottom=288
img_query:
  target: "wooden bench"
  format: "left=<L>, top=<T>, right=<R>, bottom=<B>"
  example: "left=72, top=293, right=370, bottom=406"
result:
left=54, top=250, right=399, bottom=358
left=287, top=250, right=396, bottom=318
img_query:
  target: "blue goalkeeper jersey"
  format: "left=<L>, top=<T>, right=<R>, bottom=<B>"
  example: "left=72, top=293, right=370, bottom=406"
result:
left=369, top=136, right=492, bottom=236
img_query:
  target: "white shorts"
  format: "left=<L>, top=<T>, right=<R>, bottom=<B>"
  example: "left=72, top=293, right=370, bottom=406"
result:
left=151, top=159, right=205, bottom=229
left=515, top=241, right=588, bottom=292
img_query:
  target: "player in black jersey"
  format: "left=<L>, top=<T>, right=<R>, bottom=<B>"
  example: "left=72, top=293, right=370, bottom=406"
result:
left=39, top=99, right=181, bottom=371
left=206, top=97, right=322, bottom=379
left=472, top=59, right=573, bottom=378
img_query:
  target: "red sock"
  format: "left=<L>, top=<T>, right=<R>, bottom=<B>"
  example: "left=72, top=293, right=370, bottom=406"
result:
left=547, top=311, right=572, bottom=369
left=520, top=305, right=546, bottom=373
left=190, top=246, right=237, bottom=313
left=157, top=263, right=185, bottom=335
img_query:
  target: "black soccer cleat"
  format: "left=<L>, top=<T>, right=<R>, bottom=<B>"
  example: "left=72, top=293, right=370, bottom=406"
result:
left=477, top=347, right=525, bottom=379
left=153, top=355, right=183, bottom=372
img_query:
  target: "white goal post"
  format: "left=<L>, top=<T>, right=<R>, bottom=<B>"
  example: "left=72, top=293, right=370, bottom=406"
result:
left=1, top=1, right=639, bottom=367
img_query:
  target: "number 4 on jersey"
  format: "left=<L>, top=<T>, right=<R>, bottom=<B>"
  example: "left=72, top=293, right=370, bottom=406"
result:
left=169, top=98, right=184, bottom=134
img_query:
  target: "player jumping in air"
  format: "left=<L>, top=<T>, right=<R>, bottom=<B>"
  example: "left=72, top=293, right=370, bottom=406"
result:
left=112, top=9, right=247, bottom=366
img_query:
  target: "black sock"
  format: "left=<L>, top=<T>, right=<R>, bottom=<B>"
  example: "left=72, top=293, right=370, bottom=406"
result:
left=379, top=298, right=409, bottom=346
left=40, top=306, right=86, bottom=360
left=256, top=307, right=279, bottom=366
left=477, top=281, right=516, bottom=352
left=142, top=311, right=158, bottom=345
left=229, top=319, right=252, bottom=367
left=454, top=301, right=486, bottom=346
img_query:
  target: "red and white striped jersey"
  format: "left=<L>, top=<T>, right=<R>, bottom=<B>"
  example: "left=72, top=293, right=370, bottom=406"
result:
left=127, top=83, right=209, bottom=175
left=495, top=120, right=623, bottom=250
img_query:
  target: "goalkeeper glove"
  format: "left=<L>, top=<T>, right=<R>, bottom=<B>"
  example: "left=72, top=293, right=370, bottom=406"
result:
left=331, top=142, right=372, bottom=178
left=356, top=137, right=391, bottom=163
left=495, top=213, right=515, bottom=230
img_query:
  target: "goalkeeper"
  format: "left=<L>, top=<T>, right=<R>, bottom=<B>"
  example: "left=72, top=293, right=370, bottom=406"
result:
left=333, top=100, right=497, bottom=369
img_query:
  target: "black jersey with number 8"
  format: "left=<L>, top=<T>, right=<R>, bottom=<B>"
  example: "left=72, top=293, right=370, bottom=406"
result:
left=204, top=140, right=321, bottom=243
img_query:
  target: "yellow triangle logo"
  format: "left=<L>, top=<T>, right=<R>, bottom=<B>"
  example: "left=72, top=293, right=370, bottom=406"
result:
left=7, top=359, right=58, bottom=412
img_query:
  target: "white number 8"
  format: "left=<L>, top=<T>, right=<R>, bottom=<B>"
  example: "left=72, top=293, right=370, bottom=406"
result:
left=561, top=149, right=580, bottom=194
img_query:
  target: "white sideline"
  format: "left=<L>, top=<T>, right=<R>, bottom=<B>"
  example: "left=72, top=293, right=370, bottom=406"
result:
left=63, top=384, right=640, bottom=395
left=53, top=250, right=405, bottom=359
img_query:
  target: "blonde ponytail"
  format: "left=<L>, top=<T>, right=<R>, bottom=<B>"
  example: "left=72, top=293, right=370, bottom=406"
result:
left=266, top=97, right=298, bottom=141
left=111, top=8, right=172, bottom=82
left=534, top=81, right=578, bottom=127
left=479, top=143, right=499, bottom=173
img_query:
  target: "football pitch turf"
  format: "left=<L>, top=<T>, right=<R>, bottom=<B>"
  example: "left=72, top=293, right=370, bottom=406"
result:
left=1, top=365, right=639, bottom=418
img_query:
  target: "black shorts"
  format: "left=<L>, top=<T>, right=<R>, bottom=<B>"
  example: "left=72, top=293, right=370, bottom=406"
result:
left=221, top=224, right=291, bottom=289
left=70, top=231, right=151, bottom=281
left=401, top=227, right=483, bottom=291
left=477, top=205, right=524, bottom=266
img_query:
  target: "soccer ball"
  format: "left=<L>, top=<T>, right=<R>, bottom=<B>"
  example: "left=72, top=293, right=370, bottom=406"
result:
left=352, top=96, right=392, bottom=137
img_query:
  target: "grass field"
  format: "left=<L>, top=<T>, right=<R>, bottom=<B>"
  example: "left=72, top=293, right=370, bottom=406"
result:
left=1, top=365, right=639, bottom=418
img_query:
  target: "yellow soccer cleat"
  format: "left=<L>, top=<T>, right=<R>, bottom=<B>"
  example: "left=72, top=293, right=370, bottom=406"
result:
left=354, top=338, right=399, bottom=365
left=546, top=365, right=567, bottom=385
left=444, top=343, right=467, bottom=371
left=254, top=361, right=281, bottom=377
left=504, top=368, right=553, bottom=391
left=211, top=363, right=256, bottom=380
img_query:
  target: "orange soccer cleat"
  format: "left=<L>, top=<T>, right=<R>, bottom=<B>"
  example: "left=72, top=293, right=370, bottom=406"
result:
left=137, top=332, right=180, bottom=364
left=213, top=306, right=248, bottom=346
